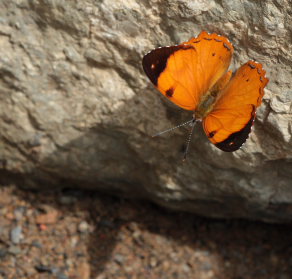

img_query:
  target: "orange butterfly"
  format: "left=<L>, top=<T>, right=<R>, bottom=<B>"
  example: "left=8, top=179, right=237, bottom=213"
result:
left=142, top=31, right=269, bottom=155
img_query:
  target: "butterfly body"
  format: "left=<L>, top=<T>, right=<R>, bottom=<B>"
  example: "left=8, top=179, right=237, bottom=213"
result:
left=142, top=31, right=269, bottom=152
left=193, top=70, right=232, bottom=120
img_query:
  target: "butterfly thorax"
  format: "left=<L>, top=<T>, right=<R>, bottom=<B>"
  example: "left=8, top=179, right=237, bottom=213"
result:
left=194, top=89, right=218, bottom=120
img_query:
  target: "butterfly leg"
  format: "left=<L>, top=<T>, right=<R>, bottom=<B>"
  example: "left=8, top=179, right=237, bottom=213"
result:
left=183, top=118, right=198, bottom=161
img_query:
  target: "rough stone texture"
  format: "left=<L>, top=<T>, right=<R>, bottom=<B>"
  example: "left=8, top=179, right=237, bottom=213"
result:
left=0, top=0, right=291, bottom=222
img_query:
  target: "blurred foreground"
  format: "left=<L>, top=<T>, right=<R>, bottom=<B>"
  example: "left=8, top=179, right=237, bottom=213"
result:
left=0, top=185, right=291, bottom=279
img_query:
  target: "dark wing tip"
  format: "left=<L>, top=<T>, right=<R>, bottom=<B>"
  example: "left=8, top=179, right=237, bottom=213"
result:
left=142, top=45, right=193, bottom=86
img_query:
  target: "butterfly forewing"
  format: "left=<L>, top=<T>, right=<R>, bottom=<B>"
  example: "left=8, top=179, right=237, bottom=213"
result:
left=142, top=31, right=234, bottom=111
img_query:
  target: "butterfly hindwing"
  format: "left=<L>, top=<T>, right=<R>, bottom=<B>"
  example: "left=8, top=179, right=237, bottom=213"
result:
left=203, top=60, right=269, bottom=151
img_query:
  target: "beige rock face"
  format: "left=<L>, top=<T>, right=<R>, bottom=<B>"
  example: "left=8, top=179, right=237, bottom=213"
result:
left=0, top=0, right=291, bottom=222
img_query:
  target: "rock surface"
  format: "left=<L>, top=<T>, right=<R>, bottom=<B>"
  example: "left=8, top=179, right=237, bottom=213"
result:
left=0, top=0, right=291, bottom=222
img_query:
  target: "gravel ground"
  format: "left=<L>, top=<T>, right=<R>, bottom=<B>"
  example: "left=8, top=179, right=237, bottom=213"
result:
left=0, top=184, right=291, bottom=279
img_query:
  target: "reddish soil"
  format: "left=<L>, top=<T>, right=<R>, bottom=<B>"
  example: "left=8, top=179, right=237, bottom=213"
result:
left=0, top=185, right=291, bottom=279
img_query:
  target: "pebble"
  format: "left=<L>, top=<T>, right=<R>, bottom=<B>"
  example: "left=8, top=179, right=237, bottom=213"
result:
left=14, top=206, right=26, bottom=221
left=182, top=263, right=191, bottom=273
left=149, top=257, right=158, bottom=267
left=170, top=252, right=179, bottom=262
left=36, top=209, right=59, bottom=224
left=113, top=253, right=124, bottom=264
left=10, top=226, right=22, bottom=244
left=78, top=221, right=90, bottom=233
left=124, top=266, right=134, bottom=273
left=77, top=261, right=90, bottom=279
left=66, top=223, right=77, bottom=235
left=65, top=258, right=73, bottom=268
left=59, top=195, right=77, bottom=205
left=70, top=236, right=78, bottom=248
left=0, top=249, right=7, bottom=258
left=35, top=265, right=55, bottom=273
left=201, top=261, right=213, bottom=271
left=133, top=230, right=141, bottom=239
left=56, top=272, right=69, bottom=279
left=8, top=245, right=21, bottom=255
left=31, top=240, right=42, bottom=248
left=51, top=267, right=60, bottom=274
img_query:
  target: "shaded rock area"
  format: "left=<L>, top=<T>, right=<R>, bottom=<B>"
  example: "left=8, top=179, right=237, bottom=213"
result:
left=0, top=1, right=292, bottom=222
left=0, top=185, right=291, bottom=279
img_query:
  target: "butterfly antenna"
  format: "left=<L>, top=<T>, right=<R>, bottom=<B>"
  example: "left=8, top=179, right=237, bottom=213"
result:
left=152, top=119, right=194, bottom=137
left=183, top=118, right=197, bottom=161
